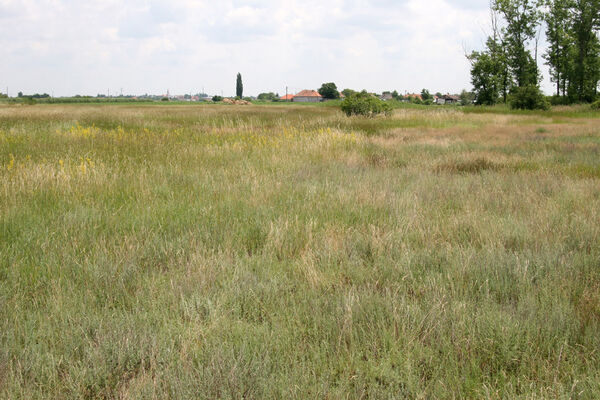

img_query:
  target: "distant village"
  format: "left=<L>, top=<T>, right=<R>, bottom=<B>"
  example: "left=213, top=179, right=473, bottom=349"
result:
left=144, top=89, right=466, bottom=105
left=5, top=86, right=470, bottom=105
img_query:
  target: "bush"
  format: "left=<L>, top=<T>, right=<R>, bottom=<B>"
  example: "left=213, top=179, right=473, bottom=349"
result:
left=212, top=96, right=223, bottom=102
left=549, top=95, right=572, bottom=106
left=591, top=100, right=600, bottom=110
left=340, top=91, right=392, bottom=117
left=257, top=92, right=277, bottom=101
left=509, top=85, right=550, bottom=110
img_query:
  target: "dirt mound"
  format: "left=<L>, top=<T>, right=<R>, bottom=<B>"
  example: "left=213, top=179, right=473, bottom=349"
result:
left=223, top=98, right=251, bottom=105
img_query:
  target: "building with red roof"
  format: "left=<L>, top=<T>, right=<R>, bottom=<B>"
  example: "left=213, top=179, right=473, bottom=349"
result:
left=293, top=90, right=322, bottom=103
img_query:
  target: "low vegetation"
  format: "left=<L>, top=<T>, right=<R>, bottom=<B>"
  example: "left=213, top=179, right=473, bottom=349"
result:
left=1, top=103, right=599, bottom=398
left=509, top=85, right=550, bottom=111
left=341, top=91, right=392, bottom=117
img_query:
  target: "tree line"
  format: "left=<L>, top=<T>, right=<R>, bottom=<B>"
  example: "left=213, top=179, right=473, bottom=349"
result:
left=469, top=0, right=600, bottom=108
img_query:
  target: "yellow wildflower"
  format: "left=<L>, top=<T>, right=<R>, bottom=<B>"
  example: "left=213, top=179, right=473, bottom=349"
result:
left=7, top=154, right=14, bottom=171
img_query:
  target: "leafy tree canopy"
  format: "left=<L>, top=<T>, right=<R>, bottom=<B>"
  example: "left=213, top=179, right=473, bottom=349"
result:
left=318, top=82, right=340, bottom=99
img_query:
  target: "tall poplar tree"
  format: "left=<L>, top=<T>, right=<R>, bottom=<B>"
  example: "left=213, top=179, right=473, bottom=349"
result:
left=568, top=0, right=600, bottom=101
left=236, top=73, right=243, bottom=98
left=543, top=0, right=572, bottom=97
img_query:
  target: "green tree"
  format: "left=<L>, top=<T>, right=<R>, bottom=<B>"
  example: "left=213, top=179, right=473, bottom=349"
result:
left=543, top=0, right=572, bottom=97
left=420, top=89, right=432, bottom=101
left=236, top=73, right=243, bottom=98
left=459, top=89, right=476, bottom=105
left=493, top=0, right=541, bottom=87
left=341, top=89, right=356, bottom=98
left=486, top=17, right=512, bottom=103
left=568, top=0, right=600, bottom=102
left=318, top=82, right=340, bottom=99
left=468, top=50, right=501, bottom=105
left=469, top=0, right=545, bottom=109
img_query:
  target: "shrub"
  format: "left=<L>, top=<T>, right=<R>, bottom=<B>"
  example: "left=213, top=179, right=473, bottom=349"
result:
left=212, top=95, right=223, bottom=102
left=509, top=85, right=550, bottom=110
left=591, top=100, right=600, bottom=110
left=436, top=158, right=500, bottom=174
left=549, top=95, right=572, bottom=106
left=340, top=91, right=392, bottom=117
left=257, top=92, right=277, bottom=101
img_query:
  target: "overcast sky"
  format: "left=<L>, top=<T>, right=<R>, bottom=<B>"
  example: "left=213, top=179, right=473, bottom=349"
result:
left=0, top=0, right=553, bottom=97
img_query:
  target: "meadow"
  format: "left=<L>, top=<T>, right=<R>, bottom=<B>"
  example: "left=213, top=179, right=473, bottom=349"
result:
left=0, top=103, right=599, bottom=399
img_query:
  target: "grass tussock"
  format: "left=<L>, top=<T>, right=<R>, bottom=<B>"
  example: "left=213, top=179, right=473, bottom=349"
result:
left=435, top=157, right=501, bottom=174
left=1, top=103, right=600, bottom=398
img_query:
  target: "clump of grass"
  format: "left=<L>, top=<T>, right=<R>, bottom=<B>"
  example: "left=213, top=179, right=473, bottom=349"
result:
left=566, top=163, right=600, bottom=179
left=435, top=157, right=501, bottom=174
left=362, top=145, right=388, bottom=167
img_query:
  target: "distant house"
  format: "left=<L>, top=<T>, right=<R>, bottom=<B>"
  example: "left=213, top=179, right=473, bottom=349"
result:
left=434, top=96, right=445, bottom=105
left=442, top=94, right=460, bottom=104
left=280, top=94, right=295, bottom=101
left=406, top=94, right=423, bottom=102
left=293, top=90, right=322, bottom=103
left=380, top=93, right=393, bottom=101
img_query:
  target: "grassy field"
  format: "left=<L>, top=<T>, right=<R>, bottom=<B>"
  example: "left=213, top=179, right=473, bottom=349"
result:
left=1, top=103, right=599, bottom=399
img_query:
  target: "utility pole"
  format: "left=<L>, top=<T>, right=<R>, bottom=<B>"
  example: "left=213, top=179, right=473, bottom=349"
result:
left=286, top=86, right=288, bottom=101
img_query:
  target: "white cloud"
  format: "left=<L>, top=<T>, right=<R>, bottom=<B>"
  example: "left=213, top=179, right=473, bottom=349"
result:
left=0, top=0, right=552, bottom=96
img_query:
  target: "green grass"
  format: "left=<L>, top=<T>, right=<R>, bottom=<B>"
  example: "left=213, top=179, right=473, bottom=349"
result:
left=1, top=104, right=599, bottom=398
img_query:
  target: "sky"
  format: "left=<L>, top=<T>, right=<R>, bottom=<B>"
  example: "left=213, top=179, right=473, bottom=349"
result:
left=0, top=0, right=553, bottom=97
